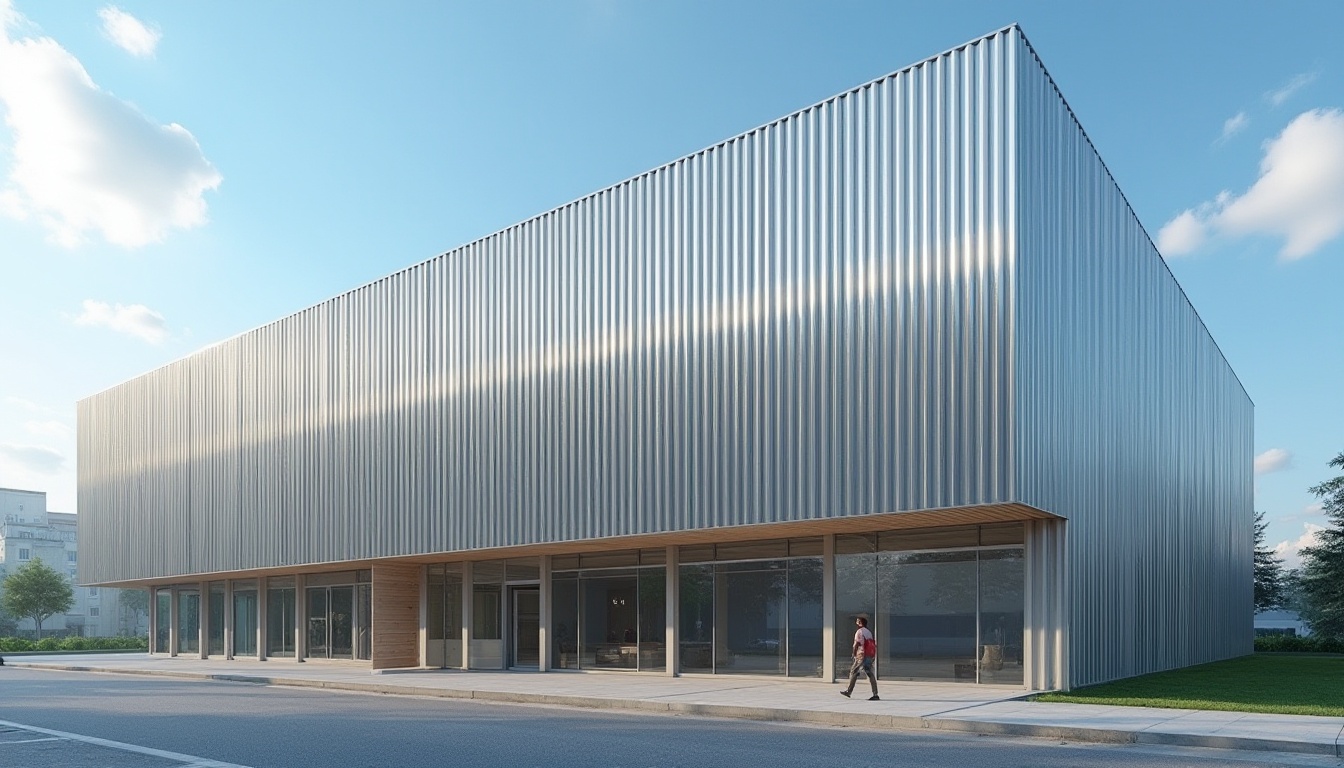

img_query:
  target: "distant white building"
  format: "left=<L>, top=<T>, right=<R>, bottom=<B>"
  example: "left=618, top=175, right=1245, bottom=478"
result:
left=0, top=487, right=146, bottom=637
left=1254, top=610, right=1311, bottom=637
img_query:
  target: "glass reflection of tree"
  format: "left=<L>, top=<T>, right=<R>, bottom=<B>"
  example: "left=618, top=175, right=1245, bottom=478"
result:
left=924, top=557, right=976, bottom=613
left=680, top=567, right=713, bottom=642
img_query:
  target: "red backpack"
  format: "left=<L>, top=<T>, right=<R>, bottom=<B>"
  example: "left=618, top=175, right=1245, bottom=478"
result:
left=862, top=635, right=876, bottom=658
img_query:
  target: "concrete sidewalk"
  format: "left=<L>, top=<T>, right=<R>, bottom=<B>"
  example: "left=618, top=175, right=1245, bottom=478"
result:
left=6, top=653, right=1342, bottom=757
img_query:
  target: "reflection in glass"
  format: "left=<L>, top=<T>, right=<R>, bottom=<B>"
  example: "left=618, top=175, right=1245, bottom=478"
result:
left=329, top=586, right=353, bottom=660
left=355, top=584, right=372, bottom=661
left=881, top=550, right=977, bottom=682
left=473, top=562, right=503, bottom=640
left=637, top=567, right=666, bottom=669
left=978, top=549, right=1024, bottom=685
left=834, top=549, right=876, bottom=679
left=581, top=574, right=638, bottom=669
left=679, top=565, right=714, bottom=673
left=207, top=583, right=225, bottom=656
left=716, top=562, right=787, bottom=676
left=177, top=591, right=199, bottom=654
left=154, top=589, right=171, bottom=653
left=552, top=577, right=578, bottom=668
left=307, top=588, right=328, bottom=658
left=472, top=584, right=501, bottom=640
left=232, top=589, right=258, bottom=656
left=266, top=586, right=295, bottom=657
left=513, top=589, right=540, bottom=667
left=426, top=565, right=463, bottom=667
left=788, top=558, right=824, bottom=677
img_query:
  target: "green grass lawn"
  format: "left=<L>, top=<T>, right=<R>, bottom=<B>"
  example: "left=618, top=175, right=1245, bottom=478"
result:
left=1033, top=654, right=1344, bottom=717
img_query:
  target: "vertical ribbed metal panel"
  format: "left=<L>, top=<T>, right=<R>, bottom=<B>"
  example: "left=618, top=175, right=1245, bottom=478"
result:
left=78, top=29, right=1022, bottom=584
left=1012, top=33, right=1254, bottom=688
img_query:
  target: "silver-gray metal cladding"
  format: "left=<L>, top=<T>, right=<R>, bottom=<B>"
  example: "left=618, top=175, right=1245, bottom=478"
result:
left=78, top=29, right=1022, bottom=584
left=1013, top=42, right=1254, bottom=688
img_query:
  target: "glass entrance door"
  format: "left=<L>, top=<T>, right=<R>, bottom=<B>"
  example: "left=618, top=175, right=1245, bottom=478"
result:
left=307, top=585, right=359, bottom=660
left=512, top=588, right=540, bottom=668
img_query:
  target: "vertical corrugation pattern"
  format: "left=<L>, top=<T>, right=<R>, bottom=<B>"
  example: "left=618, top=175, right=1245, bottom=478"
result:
left=79, top=30, right=1021, bottom=584
left=1011, top=30, right=1254, bottom=688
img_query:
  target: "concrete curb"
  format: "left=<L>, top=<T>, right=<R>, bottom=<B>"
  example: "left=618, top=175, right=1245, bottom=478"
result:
left=10, top=661, right=1341, bottom=757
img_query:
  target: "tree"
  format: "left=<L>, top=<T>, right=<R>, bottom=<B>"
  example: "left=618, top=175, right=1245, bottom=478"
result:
left=1299, top=452, right=1344, bottom=640
left=0, top=557, right=74, bottom=639
left=1253, top=511, right=1286, bottom=611
left=119, top=588, right=150, bottom=636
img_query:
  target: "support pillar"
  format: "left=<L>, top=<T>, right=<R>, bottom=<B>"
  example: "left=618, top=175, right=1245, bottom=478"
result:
left=822, top=534, right=836, bottom=682
left=197, top=581, right=208, bottom=660
left=224, top=581, right=234, bottom=659
left=295, top=574, right=307, bottom=661
left=665, top=546, right=679, bottom=676
left=460, top=561, right=473, bottom=670
left=538, top=556, right=551, bottom=672
left=257, top=577, right=269, bottom=661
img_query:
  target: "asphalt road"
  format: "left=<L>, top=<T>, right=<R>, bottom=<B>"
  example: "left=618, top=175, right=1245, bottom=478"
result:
left=0, top=668, right=1339, bottom=768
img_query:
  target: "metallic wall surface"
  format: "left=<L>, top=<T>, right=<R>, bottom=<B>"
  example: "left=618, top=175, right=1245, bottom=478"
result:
left=1013, top=43, right=1255, bottom=688
left=79, top=30, right=1024, bottom=584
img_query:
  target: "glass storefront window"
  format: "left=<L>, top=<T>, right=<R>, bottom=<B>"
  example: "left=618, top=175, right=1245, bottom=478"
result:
left=177, top=590, right=199, bottom=655
left=232, top=586, right=258, bottom=657
left=678, top=556, right=823, bottom=678
left=678, top=565, right=714, bottom=673
left=715, top=561, right=788, bottom=676
left=881, top=550, right=977, bottom=682
left=207, top=582, right=225, bottom=656
left=550, top=565, right=665, bottom=672
left=427, top=564, right=463, bottom=668
left=154, top=589, right=171, bottom=653
left=472, top=562, right=503, bottom=641
left=787, top=558, right=824, bottom=677
left=979, top=548, right=1024, bottom=685
left=580, top=571, right=638, bottom=669
left=266, top=582, right=296, bottom=658
left=834, top=524, right=1025, bottom=685
left=552, top=576, right=579, bottom=669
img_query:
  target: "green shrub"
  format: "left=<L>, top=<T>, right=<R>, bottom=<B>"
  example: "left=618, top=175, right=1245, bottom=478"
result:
left=0, top=635, right=148, bottom=652
left=1255, top=634, right=1344, bottom=653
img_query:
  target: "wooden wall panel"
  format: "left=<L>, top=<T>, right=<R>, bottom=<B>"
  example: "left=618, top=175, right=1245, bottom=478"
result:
left=372, top=564, right=420, bottom=670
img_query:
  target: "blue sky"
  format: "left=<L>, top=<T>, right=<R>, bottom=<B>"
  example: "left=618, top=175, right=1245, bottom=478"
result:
left=0, top=1, right=1340, bottom=567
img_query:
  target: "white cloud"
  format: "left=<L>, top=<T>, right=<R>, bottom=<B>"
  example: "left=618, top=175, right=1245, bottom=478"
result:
left=0, top=0, right=221, bottom=248
left=73, top=299, right=168, bottom=344
left=0, top=443, right=64, bottom=474
left=1254, top=448, right=1292, bottom=475
left=98, top=5, right=159, bottom=58
left=1156, top=209, right=1209, bottom=254
left=24, top=419, right=69, bottom=439
left=1266, top=72, right=1317, bottom=107
left=4, top=395, right=40, bottom=411
left=1158, top=109, right=1344, bottom=260
left=1219, top=111, right=1249, bottom=142
left=1273, top=523, right=1323, bottom=570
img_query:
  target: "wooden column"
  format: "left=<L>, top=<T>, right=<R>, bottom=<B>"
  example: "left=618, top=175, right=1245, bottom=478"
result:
left=371, top=563, right=420, bottom=670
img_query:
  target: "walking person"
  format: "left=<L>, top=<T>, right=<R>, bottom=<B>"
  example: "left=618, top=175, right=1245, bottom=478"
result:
left=840, top=616, right=879, bottom=700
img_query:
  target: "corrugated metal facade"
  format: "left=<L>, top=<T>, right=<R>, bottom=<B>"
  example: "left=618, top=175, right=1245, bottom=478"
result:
left=80, top=30, right=1022, bottom=583
left=1013, top=41, right=1254, bottom=687
left=78, top=27, right=1251, bottom=688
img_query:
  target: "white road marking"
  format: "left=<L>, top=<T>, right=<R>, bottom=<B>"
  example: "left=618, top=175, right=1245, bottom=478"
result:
left=0, top=718, right=254, bottom=767
left=0, top=736, right=61, bottom=744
